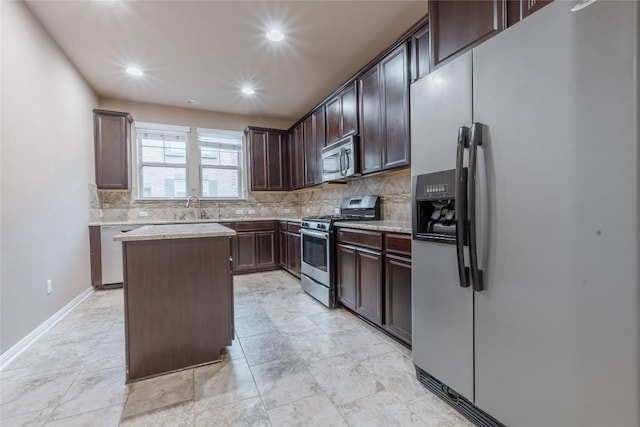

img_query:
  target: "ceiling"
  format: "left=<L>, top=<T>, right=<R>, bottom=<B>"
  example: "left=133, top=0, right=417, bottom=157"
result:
left=26, top=0, right=427, bottom=123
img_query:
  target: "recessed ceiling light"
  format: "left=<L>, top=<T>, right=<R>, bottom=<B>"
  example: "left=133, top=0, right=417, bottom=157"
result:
left=266, top=29, right=285, bottom=42
left=126, top=67, right=144, bottom=77
left=186, top=99, right=199, bottom=105
left=241, top=86, right=255, bottom=95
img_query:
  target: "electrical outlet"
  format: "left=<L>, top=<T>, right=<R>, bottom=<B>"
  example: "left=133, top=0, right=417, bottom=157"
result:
left=99, top=209, right=104, bottom=218
left=284, top=208, right=291, bottom=213
left=46, top=279, right=52, bottom=295
left=334, top=208, right=340, bottom=214
left=139, top=211, right=149, bottom=217
left=248, top=209, right=256, bottom=214
left=236, top=209, right=244, bottom=214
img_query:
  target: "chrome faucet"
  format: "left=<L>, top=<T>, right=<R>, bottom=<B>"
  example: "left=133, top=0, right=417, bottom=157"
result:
left=185, top=195, right=203, bottom=219
left=185, top=194, right=200, bottom=208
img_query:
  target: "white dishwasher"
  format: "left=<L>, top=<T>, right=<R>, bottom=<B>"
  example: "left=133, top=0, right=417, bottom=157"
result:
left=101, top=225, right=140, bottom=286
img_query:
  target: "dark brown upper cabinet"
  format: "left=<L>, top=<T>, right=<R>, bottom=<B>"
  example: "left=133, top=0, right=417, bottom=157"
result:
left=411, top=23, right=430, bottom=82
left=430, top=0, right=506, bottom=69
left=246, top=127, right=288, bottom=191
left=288, top=124, right=304, bottom=190
left=521, top=0, right=553, bottom=19
left=507, top=0, right=553, bottom=27
left=358, top=42, right=410, bottom=175
left=303, top=106, right=326, bottom=187
left=326, top=82, right=358, bottom=145
left=93, top=109, right=133, bottom=189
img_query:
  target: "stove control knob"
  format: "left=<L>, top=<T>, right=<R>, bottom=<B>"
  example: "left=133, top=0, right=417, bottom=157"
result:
left=317, top=224, right=326, bottom=230
left=302, top=222, right=309, bottom=227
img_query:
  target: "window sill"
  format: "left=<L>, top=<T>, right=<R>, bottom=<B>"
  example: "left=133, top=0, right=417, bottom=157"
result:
left=132, top=197, right=248, bottom=203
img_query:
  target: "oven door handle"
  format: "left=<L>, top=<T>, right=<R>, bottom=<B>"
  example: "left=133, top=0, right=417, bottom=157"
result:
left=300, top=229, right=329, bottom=239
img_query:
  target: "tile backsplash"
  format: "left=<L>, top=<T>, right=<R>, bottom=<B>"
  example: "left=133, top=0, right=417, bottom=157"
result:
left=90, top=171, right=410, bottom=223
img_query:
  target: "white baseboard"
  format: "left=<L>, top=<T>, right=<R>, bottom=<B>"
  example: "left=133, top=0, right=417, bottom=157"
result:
left=0, top=287, right=94, bottom=370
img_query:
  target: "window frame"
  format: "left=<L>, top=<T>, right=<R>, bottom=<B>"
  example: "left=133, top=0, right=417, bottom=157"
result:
left=132, top=122, right=247, bottom=201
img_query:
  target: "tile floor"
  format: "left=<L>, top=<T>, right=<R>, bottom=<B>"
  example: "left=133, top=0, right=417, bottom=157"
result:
left=0, top=271, right=472, bottom=426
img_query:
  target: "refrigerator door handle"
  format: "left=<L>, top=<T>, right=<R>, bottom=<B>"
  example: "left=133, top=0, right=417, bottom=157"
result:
left=455, top=126, right=470, bottom=288
left=468, top=122, right=485, bottom=292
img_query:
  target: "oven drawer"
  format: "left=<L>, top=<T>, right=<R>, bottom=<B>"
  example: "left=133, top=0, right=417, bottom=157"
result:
left=337, top=228, right=382, bottom=251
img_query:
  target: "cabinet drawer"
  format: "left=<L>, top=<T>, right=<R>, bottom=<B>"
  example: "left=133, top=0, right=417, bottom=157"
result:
left=385, top=233, right=411, bottom=257
left=287, top=222, right=301, bottom=234
left=337, top=228, right=383, bottom=250
left=235, top=221, right=277, bottom=232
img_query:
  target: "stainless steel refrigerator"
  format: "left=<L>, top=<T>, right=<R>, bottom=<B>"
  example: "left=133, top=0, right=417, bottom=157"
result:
left=410, top=1, right=639, bottom=426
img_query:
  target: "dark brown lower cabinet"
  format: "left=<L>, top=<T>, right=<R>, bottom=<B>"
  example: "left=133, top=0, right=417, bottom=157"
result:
left=337, top=244, right=357, bottom=310
left=234, top=232, right=257, bottom=272
left=384, top=254, right=412, bottom=345
left=279, top=224, right=288, bottom=268
left=286, top=232, right=301, bottom=278
left=256, top=231, right=276, bottom=267
left=337, top=228, right=412, bottom=345
left=336, top=241, right=384, bottom=326
left=231, top=221, right=278, bottom=274
left=356, top=249, right=383, bottom=325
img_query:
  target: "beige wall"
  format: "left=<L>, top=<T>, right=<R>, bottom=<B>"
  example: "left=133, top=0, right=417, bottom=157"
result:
left=93, top=99, right=300, bottom=223
left=1, top=1, right=98, bottom=352
left=99, top=98, right=292, bottom=133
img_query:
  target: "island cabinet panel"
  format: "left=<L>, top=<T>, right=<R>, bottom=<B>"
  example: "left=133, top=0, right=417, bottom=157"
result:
left=93, top=109, right=133, bottom=189
left=430, top=0, right=505, bottom=69
left=123, top=236, right=232, bottom=382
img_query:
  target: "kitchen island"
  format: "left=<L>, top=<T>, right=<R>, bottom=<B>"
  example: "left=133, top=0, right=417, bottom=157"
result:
left=114, top=223, right=235, bottom=383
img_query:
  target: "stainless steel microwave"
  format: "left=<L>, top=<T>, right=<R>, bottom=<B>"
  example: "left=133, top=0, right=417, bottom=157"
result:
left=321, top=135, right=359, bottom=182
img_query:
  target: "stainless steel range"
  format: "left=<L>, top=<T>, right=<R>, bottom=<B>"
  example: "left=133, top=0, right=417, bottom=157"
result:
left=300, top=195, right=380, bottom=308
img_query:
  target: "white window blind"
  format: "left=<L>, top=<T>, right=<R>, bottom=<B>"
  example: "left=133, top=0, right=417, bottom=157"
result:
left=136, top=125, right=190, bottom=199
left=197, top=128, right=244, bottom=199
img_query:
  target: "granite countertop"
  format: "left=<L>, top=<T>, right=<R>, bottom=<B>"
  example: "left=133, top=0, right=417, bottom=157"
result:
left=113, top=223, right=236, bottom=242
left=90, top=217, right=303, bottom=227
left=334, top=220, right=411, bottom=234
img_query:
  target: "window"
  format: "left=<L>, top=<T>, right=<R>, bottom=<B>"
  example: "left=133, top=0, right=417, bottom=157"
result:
left=134, top=122, right=245, bottom=200
left=198, top=128, right=244, bottom=199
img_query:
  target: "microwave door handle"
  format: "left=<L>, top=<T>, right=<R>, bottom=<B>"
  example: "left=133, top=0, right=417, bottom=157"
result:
left=455, top=126, right=470, bottom=288
left=338, top=149, right=345, bottom=176
left=342, top=148, right=351, bottom=176
left=340, top=148, right=346, bottom=176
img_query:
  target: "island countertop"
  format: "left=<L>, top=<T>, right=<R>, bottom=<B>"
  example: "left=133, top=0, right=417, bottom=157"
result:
left=113, top=223, right=236, bottom=242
